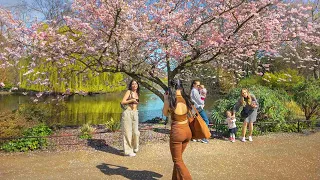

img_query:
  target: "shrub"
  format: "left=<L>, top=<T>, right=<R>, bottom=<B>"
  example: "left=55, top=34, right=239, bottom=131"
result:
left=238, top=75, right=263, bottom=87
left=238, top=69, right=305, bottom=93
left=0, top=110, right=36, bottom=139
left=284, top=100, right=305, bottom=120
left=79, top=123, right=95, bottom=139
left=211, top=85, right=293, bottom=135
left=260, top=69, right=305, bottom=92
left=0, top=124, right=52, bottom=152
left=293, top=79, right=320, bottom=120
left=104, top=117, right=121, bottom=132
left=212, top=86, right=291, bottom=123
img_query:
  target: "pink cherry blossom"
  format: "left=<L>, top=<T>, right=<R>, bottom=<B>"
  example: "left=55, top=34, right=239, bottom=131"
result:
left=0, top=0, right=319, bottom=99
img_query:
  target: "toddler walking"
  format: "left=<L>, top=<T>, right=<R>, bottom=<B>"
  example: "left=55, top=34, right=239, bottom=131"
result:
left=226, top=110, right=237, bottom=142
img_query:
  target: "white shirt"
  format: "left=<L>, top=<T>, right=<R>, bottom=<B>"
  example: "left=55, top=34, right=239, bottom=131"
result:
left=226, top=117, right=236, bottom=129
left=190, top=87, right=204, bottom=109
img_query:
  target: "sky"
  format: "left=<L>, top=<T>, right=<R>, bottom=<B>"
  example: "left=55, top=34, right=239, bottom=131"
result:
left=0, top=0, right=31, bottom=7
left=0, top=0, right=44, bottom=21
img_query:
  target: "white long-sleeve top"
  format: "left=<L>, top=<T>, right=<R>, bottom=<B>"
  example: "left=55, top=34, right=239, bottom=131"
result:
left=190, top=87, right=204, bottom=109
left=226, top=117, right=236, bottom=129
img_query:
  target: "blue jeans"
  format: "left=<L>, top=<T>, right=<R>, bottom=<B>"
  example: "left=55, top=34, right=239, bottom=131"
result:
left=197, top=108, right=209, bottom=127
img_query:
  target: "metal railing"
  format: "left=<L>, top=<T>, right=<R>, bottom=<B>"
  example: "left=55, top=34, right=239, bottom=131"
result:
left=211, top=119, right=320, bottom=134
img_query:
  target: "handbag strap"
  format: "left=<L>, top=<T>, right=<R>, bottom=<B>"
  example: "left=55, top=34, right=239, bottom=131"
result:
left=189, top=105, right=198, bottom=117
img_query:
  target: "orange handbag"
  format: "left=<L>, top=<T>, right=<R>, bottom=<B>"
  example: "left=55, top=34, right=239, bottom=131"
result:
left=188, top=106, right=211, bottom=139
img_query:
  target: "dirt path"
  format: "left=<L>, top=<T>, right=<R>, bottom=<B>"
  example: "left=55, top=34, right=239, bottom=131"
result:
left=1, top=132, right=319, bottom=180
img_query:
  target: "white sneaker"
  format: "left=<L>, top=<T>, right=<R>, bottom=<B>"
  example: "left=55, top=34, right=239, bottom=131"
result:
left=126, top=153, right=136, bottom=157
left=191, top=139, right=197, bottom=142
left=133, top=149, right=139, bottom=153
left=241, top=137, right=246, bottom=142
left=248, top=136, right=253, bottom=142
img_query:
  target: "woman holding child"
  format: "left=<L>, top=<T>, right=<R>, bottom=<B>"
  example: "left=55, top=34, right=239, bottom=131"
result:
left=190, top=80, right=209, bottom=143
left=232, top=88, right=258, bottom=142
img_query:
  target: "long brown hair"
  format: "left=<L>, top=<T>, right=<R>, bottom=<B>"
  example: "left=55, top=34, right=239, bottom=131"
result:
left=168, top=79, right=193, bottom=110
left=240, top=88, right=252, bottom=106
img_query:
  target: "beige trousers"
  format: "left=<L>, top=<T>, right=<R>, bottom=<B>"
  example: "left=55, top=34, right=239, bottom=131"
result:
left=121, top=109, right=140, bottom=155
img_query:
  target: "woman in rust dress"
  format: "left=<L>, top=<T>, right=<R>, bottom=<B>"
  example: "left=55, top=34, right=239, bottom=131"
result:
left=163, top=79, right=193, bottom=180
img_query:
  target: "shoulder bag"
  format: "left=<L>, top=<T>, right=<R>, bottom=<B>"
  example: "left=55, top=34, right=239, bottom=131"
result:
left=188, top=106, right=211, bottom=139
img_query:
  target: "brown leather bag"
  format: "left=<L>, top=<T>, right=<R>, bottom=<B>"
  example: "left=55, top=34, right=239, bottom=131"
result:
left=188, top=106, right=211, bottom=139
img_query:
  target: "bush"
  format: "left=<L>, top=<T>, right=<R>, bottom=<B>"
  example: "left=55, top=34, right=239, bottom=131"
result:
left=0, top=124, right=52, bottom=152
left=260, top=69, right=305, bottom=92
left=104, top=117, right=121, bottom=132
left=238, top=69, right=305, bottom=93
left=212, top=86, right=290, bottom=123
left=79, top=123, right=95, bottom=139
left=211, top=85, right=294, bottom=135
left=293, top=79, right=320, bottom=120
left=238, top=75, right=263, bottom=87
left=0, top=110, right=36, bottom=139
left=284, top=100, right=305, bottom=120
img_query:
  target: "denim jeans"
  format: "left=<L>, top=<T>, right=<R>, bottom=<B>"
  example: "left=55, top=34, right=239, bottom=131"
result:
left=197, top=108, right=209, bottom=126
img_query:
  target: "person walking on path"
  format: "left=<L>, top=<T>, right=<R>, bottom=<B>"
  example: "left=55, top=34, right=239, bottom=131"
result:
left=233, top=88, right=258, bottom=142
left=120, top=80, right=140, bottom=157
left=190, top=80, right=209, bottom=143
left=163, top=78, right=193, bottom=180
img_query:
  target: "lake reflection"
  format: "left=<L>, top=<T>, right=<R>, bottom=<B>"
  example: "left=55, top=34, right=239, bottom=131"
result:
left=0, top=90, right=164, bottom=126
left=0, top=90, right=215, bottom=126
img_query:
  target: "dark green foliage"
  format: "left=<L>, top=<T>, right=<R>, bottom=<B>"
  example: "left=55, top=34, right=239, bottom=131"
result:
left=1, top=124, right=52, bottom=152
left=212, top=85, right=292, bottom=123
left=293, top=79, right=320, bottom=120
left=211, top=85, right=295, bottom=135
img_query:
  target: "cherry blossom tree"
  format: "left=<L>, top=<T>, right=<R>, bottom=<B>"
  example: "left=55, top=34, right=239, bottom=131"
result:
left=1, top=0, right=319, bottom=100
left=24, top=0, right=72, bottom=21
left=276, top=0, right=320, bottom=79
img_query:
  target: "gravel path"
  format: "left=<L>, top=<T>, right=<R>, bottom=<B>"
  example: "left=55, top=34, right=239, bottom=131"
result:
left=0, top=132, right=319, bottom=180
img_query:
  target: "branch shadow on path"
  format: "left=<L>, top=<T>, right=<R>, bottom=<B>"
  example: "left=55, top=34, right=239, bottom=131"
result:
left=97, top=163, right=163, bottom=180
left=152, top=127, right=170, bottom=135
left=87, top=139, right=123, bottom=156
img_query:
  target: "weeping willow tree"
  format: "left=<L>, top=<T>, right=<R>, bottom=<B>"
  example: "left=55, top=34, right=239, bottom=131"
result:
left=16, top=24, right=126, bottom=93
left=18, top=56, right=126, bottom=93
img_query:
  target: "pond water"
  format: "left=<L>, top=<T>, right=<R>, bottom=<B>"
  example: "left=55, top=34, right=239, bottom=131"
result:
left=0, top=90, right=216, bottom=126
